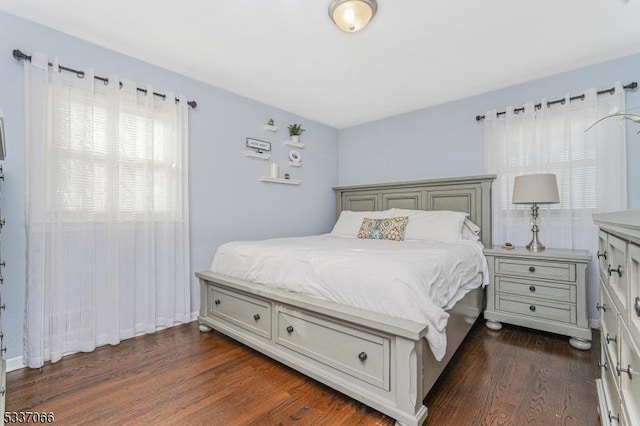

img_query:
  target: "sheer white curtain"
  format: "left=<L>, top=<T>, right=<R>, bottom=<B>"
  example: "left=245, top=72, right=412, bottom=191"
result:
left=484, top=83, right=627, bottom=325
left=24, top=52, right=191, bottom=367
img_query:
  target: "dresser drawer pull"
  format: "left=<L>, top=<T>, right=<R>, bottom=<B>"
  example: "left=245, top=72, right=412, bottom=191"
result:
left=597, top=251, right=607, bottom=260
left=528, top=266, right=535, bottom=272
left=608, top=411, right=620, bottom=423
left=253, top=314, right=260, bottom=321
left=529, top=286, right=536, bottom=292
left=598, top=361, right=608, bottom=370
left=529, top=305, right=536, bottom=312
left=286, top=325, right=294, bottom=334
left=214, top=299, right=221, bottom=305
left=0, top=304, right=5, bottom=311
left=358, top=351, right=368, bottom=361
left=0, top=218, right=4, bottom=229
left=0, top=261, right=5, bottom=268
left=606, top=333, right=617, bottom=344
left=596, top=303, right=607, bottom=312
left=0, top=387, right=4, bottom=397
left=635, top=297, right=640, bottom=317
left=0, top=276, right=3, bottom=285
left=608, top=264, right=622, bottom=277
left=616, top=363, right=632, bottom=380
left=1, top=346, right=5, bottom=354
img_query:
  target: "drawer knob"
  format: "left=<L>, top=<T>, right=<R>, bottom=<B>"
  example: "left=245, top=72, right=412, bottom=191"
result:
left=596, top=303, right=607, bottom=312
left=607, top=264, right=622, bottom=277
left=214, top=299, right=221, bottom=305
left=358, top=352, right=368, bottom=361
left=253, top=314, right=260, bottom=321
left=529, top=286, right=536, bottom=293
left=528, top=266, right=535, bottom=272
left=606, top=333, right=617, bottom=344
left=286, top=325, right=294, bottom=334
left=529, top=305, right=536, bottom=312
left=608, top=411, right=620, bottom=423
left=635, top=297, right=640, bottom=317
left=616, top=362, right=632, bottom=380
left=597, top=251, right=607, bottom=260
left=0, top=218, right=4, bottom=229
left=0, top=387, right=4, bottom=397
left=598, top=361, right=608, bottom=370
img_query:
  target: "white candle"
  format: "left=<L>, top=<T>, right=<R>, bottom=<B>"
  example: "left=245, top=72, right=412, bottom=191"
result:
left=269, top=163, right=279, bottom=178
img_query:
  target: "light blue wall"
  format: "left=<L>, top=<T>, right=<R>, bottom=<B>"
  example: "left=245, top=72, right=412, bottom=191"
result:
left=0, top=12, right=338, bottom=360
left=338, top=54, right=640, bottom=209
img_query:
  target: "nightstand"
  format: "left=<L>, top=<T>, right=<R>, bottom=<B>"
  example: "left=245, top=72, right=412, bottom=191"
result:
left=483, top=246, right=592, bottom=350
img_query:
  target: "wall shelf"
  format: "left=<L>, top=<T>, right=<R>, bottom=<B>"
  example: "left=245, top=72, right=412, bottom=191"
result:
left=283, top=140, right=305, bottom=148
left=244, top=151, right=271, bottom=160
left=259, top=177, right=300, bottom=185
left=289, top=161, right=301, bottom=167
left=264, top=125, right=279, bottom=132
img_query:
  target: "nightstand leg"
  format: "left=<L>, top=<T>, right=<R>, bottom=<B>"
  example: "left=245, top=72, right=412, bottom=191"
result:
left=198, top=323, right=213, bottom=332
left=485, top=320, right=502, bottom=331
left=569, top=337, right=591, bottom=350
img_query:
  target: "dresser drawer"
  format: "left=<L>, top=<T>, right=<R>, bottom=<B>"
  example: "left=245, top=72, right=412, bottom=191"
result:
left=495, top=257, right=576, bottom=282
left=599, top=230, right=610, bottom=285
left=606, top=234, right=628, bottom=317
left=496, top=276, right=575, bottom=303
left=602, top=341, right=624, bottom=425
left=496, top=295, right=576, bottom=324
left=620, top=324, right=640, bottom=426
left=208, top=286, right=271, bottom=339
left=601, top=284, right=620, bottom=375
left=275, top=306, right=390, bottom=390
left=628, top=242, right=640, bottom=350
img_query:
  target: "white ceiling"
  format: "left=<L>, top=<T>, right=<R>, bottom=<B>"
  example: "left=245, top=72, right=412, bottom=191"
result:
left=2, top=0, right=640, bottom=129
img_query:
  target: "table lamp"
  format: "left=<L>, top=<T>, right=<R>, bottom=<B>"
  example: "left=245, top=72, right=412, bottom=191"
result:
left=512, top=173, right=560, bottom=252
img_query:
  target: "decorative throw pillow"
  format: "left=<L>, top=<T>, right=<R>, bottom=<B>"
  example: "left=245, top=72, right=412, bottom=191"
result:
left=357, top=216, right=409, bottom=241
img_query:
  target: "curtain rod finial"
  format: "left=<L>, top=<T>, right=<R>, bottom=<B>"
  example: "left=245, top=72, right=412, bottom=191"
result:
left=12, top=49, right=30, bottom=61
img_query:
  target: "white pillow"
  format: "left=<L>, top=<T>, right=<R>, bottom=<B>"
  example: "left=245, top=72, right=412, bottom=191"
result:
left=331, top=209, right=394, bottom=237
left=391, top=209, right=467, bottom=242
left=462, top=218, right=481, bottom=241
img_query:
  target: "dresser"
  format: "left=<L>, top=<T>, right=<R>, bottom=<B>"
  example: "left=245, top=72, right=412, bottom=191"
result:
left=483, top=246, right=592, bottom=350
left=593, top=211, right=640, bottom=426
left=0, top=164, right=5, bottom=420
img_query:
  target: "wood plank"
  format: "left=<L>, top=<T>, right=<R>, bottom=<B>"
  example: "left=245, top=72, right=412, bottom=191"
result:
left=6, top=319, right=599, bottom=425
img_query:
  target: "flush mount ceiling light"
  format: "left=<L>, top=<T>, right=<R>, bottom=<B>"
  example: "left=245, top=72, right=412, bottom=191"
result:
left=328, top=0, right=378, bottom=33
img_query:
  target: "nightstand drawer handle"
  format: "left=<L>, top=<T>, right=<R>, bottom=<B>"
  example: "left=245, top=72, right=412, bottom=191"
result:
left=286, top=325, right=294, bottom=334
left=358, top=351, right=368, bottom=361
left=214, top=299, right=221, bottom=305
left=597, top=251, right=607, bottom=260
left=528, top=266, right=535, bottom=272
left=616, top=362, right=632, bottom=380
left=608, top=411, right=620, bottom=423
left=253, top=314, right=260, bottom=321
left=598, top=361, right=608, bottom=370
left=529, top=286, right=536, bottom=292
left=596, top=303, right=607, bottom=312
left=529, top=305, right=536, bottom=312
left=606, top=333, right=617, bottom=344
left=635, top=297, right=640, bottom=317
left=608, top=264, right=622, bottom=277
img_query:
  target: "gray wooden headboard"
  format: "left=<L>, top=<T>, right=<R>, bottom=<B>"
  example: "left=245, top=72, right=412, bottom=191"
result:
left=333, top=174, right=496, bottom=247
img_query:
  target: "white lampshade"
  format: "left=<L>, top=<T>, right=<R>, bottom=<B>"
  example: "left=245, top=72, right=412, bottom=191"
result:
left=329, top=0, right=377, bottom=32
left=512, top=174, right=560, bottom=204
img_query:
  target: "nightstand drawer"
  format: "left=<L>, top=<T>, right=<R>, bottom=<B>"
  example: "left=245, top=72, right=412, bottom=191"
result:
left=496, top=258, right=576, bottom=282
left=496, top=276, right=575, bottom=303
left=497, top=295, right=576, bottom=324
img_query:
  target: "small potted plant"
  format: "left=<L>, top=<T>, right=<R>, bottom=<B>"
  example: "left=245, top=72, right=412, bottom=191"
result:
left=288, top=123, right=305, bottom=143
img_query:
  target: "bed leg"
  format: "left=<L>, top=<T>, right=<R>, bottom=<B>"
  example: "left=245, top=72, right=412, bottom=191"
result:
left=198, top=323, right=213, bottom=332
left=394, top=337, right=428, bottom=426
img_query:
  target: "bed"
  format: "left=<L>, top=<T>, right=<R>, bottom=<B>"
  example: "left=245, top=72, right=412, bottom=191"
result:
left=196, top=174, right=495, bottom=425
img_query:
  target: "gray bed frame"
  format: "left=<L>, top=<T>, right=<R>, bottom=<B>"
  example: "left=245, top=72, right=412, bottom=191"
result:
left=196, top=174, right=495, bottom=425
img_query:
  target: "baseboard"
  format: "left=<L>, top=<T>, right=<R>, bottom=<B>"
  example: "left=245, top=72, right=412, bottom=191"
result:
left=590, top=317, right=601, bottom=330
left=7, top=356, right=26, bottom=372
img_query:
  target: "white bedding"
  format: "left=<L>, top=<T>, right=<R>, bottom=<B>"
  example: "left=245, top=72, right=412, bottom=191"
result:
left=210, top=234, right=489, bottom=361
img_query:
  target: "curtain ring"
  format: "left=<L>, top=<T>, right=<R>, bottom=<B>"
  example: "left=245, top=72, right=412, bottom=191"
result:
left=560, top=99, right=566, bottom=105
left=103, top=78, right=109, bottom=86
left=76, top=70, right=85, bottom=79
left=119, top=81, right=123, bottom=89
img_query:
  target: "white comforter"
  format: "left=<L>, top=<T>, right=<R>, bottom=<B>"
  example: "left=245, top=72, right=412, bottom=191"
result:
left=210, top=234, right=489, bottom=361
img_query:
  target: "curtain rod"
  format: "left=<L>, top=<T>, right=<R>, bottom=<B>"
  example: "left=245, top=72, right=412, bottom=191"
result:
left=12, top=49, right=197, bottom=109
left=475, top=81, right=637, bottom=121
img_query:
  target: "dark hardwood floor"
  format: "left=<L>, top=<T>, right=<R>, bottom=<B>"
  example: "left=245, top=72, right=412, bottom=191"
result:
left=7, top=319, right=600, bottom=425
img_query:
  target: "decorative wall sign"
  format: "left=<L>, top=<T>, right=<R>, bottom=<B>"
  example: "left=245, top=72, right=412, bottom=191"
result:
left=246, top=137, right=271, bottom=153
